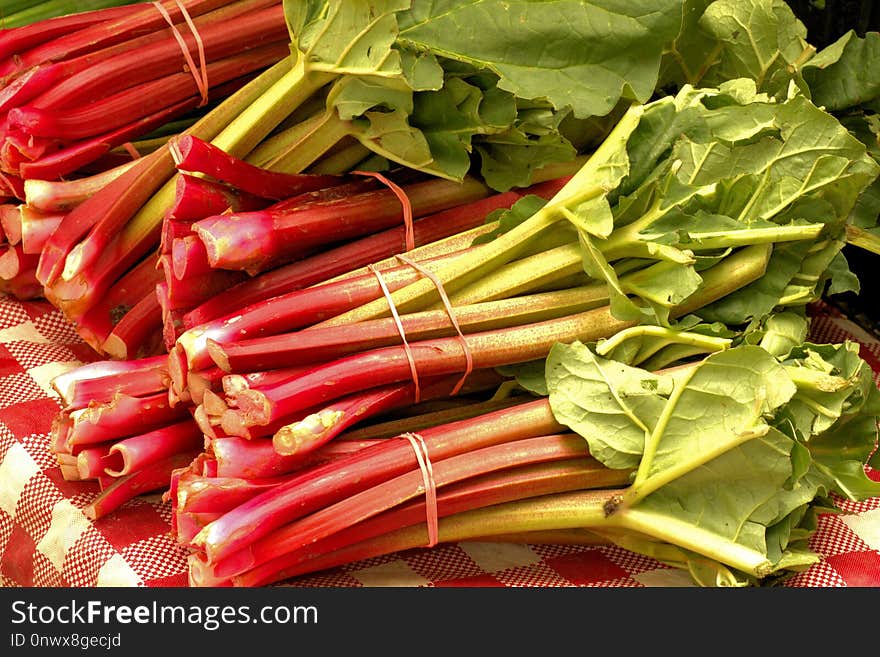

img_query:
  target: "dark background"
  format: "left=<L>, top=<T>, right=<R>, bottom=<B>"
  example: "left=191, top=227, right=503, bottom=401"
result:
left=787, top=0, right=879, bottom=43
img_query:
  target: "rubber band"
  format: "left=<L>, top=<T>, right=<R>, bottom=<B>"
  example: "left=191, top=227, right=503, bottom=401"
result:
left=367, top=264, right=421, bottom=403
left=121, top=142, right=141, bottom=160
left=396, top=253, right=473, bottom=395
left=153, top=1, right=209, bottom=107
left=400, top=432, right=438, bottom=548
left=354, top=170, right=415, bottom=252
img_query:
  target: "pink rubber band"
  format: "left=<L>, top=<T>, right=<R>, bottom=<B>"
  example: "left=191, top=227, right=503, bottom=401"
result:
left=367, top=264, right=421, bottom=403
left=354, top=170, right=415, bottom=251
left=121, top=142, right=141, bottom=160
left=153, top=1, right=209, bottom=107
left=396, top=254, right=473, bottom=395
left=400, top=432, right=438, bottom=548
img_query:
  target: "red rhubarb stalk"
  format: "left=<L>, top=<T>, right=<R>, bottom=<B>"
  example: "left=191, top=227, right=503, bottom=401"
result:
left=0, top=0, right=241, bottom=76
left=65, top=390, right=191, bottom=448
left=176, top=472, right=302, bottom=515
left=1, top=30, right=194, bottom=115
left=171, top=134, right=342, bottom=200
left=174, top=248, right=473, bottom=374
left=27, top=2, right=288, bottom=110
left=0, top=243, right=40, bottom=280
left=0, top=265, right=40, bottom=299
left=41, top=67, right=306, bottom=324
left=231, top=305, right=633, bottom=427
left=230, top=458, right=625, bottom=586
left=171, top=235, right=220, bottom=280
left=161, top=250, right=249, bottom=310
left=209, top=284, right=608, bottom=374
left=104, top=418, right=204, bottom=477
left=75, top=444, right=119, bottom=481
left=248, top=370, right=503, bottom=444
left=193, top=398, right=563, bottom=563
left=101, top=291, right=166, bottom=360
left=177, top=512, right=225, bottom=545
left=208, top=435, right=382, bottom=480
left=182, top=176, right=572, bottom=326
left=192, top=176, right=491, bottom=272
left=262, top=369, right=503, bottom=447
left=0, top=170, right=25, bottom=200
left=35, top=55, right=294, bottom=288
left=18, top=98, right=198, bottom=181
left=51, top=354, right=170, bottom=410
left=0, top=3, right=148, bottom=64
left=9, top=43, right=288, bottom=141
left=83, top=449, right=201, bottom=520
left=210, top=433, right=589, bottom=579
left=73, top=253, right=165, bottom=354
left=164, top=174, right=268, bottom=228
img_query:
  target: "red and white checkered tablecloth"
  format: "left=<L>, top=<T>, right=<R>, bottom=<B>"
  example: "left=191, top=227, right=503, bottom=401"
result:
left=0, top=295, right=878, bottom=588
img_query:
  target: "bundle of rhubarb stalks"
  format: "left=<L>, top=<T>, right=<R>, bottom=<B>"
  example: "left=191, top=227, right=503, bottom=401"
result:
left=4, top=0, right=880, bottom=587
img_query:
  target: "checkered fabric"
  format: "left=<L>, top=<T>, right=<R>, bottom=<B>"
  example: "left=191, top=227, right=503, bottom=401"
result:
left=0, top=295, right=878, bottom=588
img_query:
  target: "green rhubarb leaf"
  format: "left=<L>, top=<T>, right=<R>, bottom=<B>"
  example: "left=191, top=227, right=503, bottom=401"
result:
left=847, top=113, right=880, bottom=159
left=285, top=0, right=408, bottom=76
left=617, top=92, right=706, bottom=199
left=634, top=345, right=797, bottom=487
left=603, top=84, right=876, bottom=330
left=620, top=84, right=877, bottom=251
left=545, top=341, right=673, bottom=470
left=696, top=0, right=812, bottom=98
left=396, top=0, right=685, bottom=119
left=804, top=412, right=880, bottom=501
left=749, top=449, right=822, bottom=530
left=823, top=250, right=860, bottom=297
left=595, top=322, right=732, bottom=369
left=407, top=76, right=514, bottom=180
left=840, top=113, right=880, bottom=234
left=436, top=64, right=576, bottom=190
left=768, top=97, right=880, bottom=221
left=475, top=99, right=577, bottom=191
left=762, top=503, right=823, bottom=576
left=803, top=31, right=880, bottom=112
left=678, top=94, right=875, bottom=228
left=396, top=46, right=445, bottom=91
left=849, top=182, right=880, bottom=235
left=475, top=126, right=577, bottom=192
left=566, top=196, right=615, bottom=240
left=632, top=427, right=800, bottom=563
left=769, top=339, right=880, bottom=500
left=657, top=0, right=716, bottom=89
left=408, top=77, right=487, bottom=179
left=545, top=341, right=880, bottom=580
left=756, top=311, right=809, bottom=357
left=777, top=341, right=878, bottom=440
left=472, top=194, right=548, bottom=245
left=620, top=259, right=703, bottom=316
left=495, top=359, right=548, bottom=396
left=353, top=107, right=435, bottom=170
left=328, top=75, right=414, bottom=120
